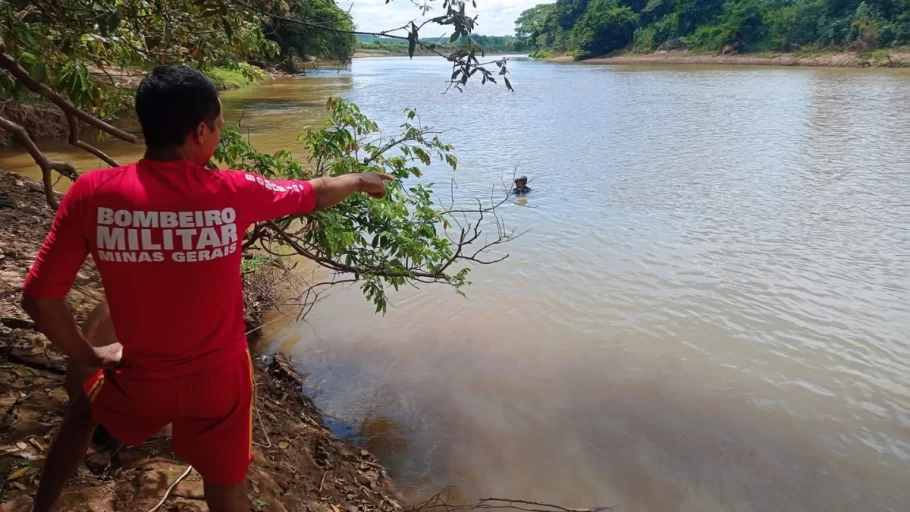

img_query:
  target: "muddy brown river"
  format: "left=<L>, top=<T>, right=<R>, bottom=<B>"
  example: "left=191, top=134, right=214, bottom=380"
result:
left=2, top=57, right=910, bottom=511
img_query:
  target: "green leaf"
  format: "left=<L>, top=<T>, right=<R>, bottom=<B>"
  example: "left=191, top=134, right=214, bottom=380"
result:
left=450, top=32, right=460, bottom=42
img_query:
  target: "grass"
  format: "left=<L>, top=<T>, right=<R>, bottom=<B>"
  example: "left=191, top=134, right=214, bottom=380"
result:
left=530, top=49, right=555, bottom=59
left=203, top=63, right=268, bottom=90
left=860, top=48, right=895, bottom=65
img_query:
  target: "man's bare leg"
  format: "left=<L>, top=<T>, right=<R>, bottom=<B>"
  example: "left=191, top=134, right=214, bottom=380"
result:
left=203, top=480, right=251, bottom=512
left=33, top=394, right=97, bottom=512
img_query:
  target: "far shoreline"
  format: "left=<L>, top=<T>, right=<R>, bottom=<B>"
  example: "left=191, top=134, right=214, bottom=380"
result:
left=539, top=49, right=910, bottom=68
left=353, top=49, right=517, bottom=59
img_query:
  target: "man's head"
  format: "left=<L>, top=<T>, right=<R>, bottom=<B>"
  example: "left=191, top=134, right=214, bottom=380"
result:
left=514, top=176, right=528, bottom=188
left=135, top=65, right=223, bottom=165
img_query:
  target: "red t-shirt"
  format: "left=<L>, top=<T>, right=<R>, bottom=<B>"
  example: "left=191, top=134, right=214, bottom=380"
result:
left=23, top=159, right=316, bottom=379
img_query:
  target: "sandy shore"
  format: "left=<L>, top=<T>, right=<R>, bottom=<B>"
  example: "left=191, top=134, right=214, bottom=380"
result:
left=543, top=50, right=910, bottom=68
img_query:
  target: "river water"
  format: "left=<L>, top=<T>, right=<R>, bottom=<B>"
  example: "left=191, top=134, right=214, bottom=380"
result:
left=3, top=57, right=910, bottom=511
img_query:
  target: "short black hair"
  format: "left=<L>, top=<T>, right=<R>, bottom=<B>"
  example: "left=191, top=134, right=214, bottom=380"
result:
left=135, top=65, right=221, bottom=151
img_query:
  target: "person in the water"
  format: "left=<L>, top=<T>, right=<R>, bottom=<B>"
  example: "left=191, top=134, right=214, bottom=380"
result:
left=512, top=175, right=531, bottom=195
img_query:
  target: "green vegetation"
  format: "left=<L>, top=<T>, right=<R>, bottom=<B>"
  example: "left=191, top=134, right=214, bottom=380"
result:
left=0, top=0, right=354, bottom=118
left=530, top=49, right=557, bottom=58
left=216, top=98, right=516, bottom=313
left=266, top=0, right=356, bottom=63
left=204, top=63, right=269, bottom=89
left=516, top=0, right=910, bottom=59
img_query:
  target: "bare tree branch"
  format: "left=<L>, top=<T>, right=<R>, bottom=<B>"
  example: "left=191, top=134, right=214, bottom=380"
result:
left=246, top=173, right=525, bottom=308
left=0, top=49, right=135, bottom=143
left=0, top=114, right=77, bottom=208
left=65, top=114, right=120, bottom=167
left=0, top=43, right=137, bottom=207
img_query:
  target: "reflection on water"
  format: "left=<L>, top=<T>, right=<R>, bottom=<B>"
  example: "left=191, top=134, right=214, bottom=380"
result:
left=4, top=58, right=910, bottom=511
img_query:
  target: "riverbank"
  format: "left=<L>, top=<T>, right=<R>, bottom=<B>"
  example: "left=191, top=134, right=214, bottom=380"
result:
left=541, top=49, right=910, bottom=67
left=0, top=171, right=404, bottom=511
left=0, top=64, right=287, bottom=149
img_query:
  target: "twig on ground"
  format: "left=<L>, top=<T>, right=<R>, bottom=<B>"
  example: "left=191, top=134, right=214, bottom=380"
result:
left=252, top=378, right=273, bottom=449
left=146, top=465, right=193, bottom=512
left=410, top=488, right=619, bottom=512
left=319, top=470, right=330, bottom=493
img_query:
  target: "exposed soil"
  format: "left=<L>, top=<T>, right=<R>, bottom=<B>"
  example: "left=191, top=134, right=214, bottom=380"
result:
left=0, top=171, right=404, bottom=511
left=0, top=100, right=69, bottom=148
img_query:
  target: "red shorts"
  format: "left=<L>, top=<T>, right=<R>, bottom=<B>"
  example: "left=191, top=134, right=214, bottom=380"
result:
left=84, top=350, right=254, bottom=485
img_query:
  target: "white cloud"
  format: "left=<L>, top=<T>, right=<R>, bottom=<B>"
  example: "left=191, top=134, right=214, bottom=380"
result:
left=341, top=0, right=542, bottom=37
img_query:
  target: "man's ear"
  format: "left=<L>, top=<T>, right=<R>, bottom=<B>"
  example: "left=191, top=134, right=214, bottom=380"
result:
left=194, top=122, right=207, bottom=144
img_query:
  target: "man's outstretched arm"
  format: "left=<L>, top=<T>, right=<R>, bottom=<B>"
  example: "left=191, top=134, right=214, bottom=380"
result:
left=310, top=173, right=394, bottom=210
left=239, top=171, right=394, bottom=224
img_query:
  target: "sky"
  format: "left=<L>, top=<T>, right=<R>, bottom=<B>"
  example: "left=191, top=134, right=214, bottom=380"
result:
left=340, top=0, right=541, bottom=37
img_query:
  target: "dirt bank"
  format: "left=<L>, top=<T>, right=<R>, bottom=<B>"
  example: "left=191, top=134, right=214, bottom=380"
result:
left=0, top=65, right=294, bottom=149
left=0, top=171, right=403, bottom=511
left=544, top=49, right=910, bottom=67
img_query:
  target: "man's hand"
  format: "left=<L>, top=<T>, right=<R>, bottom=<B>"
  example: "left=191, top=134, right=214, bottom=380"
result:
left=359, top=173, right=394, bottom=198
left=87, top=342, right=126, bottom=370
left=312, top=173, right=395, bottom=210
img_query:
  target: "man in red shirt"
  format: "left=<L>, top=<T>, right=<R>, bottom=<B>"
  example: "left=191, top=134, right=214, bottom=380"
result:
left=21, top=65, right=391, bottom=511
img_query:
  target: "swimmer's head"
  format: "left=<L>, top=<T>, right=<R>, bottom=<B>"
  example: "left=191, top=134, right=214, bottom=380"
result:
left=514, top=176, right=528, bottom=188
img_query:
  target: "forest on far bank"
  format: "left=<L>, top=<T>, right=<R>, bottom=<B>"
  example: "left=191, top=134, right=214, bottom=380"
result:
left=356, top=34, right=530, bottom=54
left=514, top=0, right=910, bottom=59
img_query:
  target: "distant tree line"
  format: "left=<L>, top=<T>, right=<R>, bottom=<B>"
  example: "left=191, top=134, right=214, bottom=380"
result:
left=515, top=0, right=910, bottom=58
left=357, top=34, right=530, bottom=53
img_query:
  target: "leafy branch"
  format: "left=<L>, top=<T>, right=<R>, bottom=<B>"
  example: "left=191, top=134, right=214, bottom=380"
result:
left=216, top=97, right=521, bottom=316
